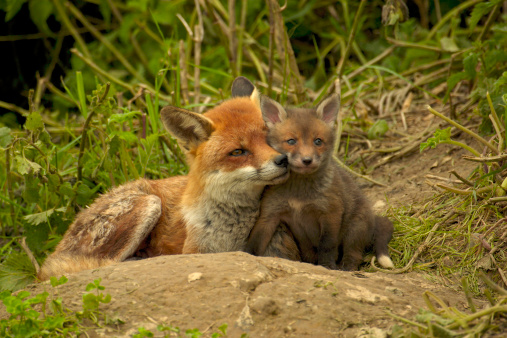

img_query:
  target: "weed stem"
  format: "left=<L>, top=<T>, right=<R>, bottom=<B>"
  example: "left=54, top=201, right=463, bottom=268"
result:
left=427, top=106, right=499, bottom=155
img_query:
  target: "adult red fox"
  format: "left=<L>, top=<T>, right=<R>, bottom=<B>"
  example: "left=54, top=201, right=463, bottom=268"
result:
left=38, top=77, right=300, bottom=280
left=245, top=94, right=394, bottom=270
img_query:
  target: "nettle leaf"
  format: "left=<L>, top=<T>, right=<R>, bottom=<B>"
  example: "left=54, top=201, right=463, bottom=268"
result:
left=0, top=252, right=35, bottom=292
left=28, top=0, right=54, bottom=35
left=469, top=0, right=502, bottom=32
left=47, top=173, right=60, bottom=192
left=23, top=175, right=40, bottom=204
left=463, top=53, right=478, bottom=78
left=484, top=49, right=507, bottom=73
left=24, top=208, right=55, bottom=226
left=447, top=71, right=469, bottom=91
left=59, top=181, right=75, bottom=199
left=25, top=111, right=44, bottom=132
left=493, top=71, right=507, bottom=93
left=24, top=221, right=50, bottom=252
left=114, top=131, right=138, bottom=145
left=109, top=110, right=140, bottom=124
left=14, top=155, right=43, bottom=175
left=0, top=126, right=12, bottom=148
left=445, top=71, right=469, bottom=102
left=76, top=182, right=101, bottom=205
left=109, top=135, right=121, bottom=156
left=420, top=128, right=451, bottom=152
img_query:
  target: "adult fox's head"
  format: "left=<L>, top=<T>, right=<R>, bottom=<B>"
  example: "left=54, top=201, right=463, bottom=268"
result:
left=260, top=94, right=340, bottom=175
left=160, top=77, right=289, bottom=199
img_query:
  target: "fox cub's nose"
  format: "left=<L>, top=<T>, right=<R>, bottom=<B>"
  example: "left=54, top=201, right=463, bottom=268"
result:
left=274, top=154, right=289, bottom=167
left=302, top=157, right=313, bottom=166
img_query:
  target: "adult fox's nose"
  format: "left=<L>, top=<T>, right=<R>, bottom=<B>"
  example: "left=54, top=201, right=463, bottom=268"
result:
left=274, top=154, right=289, bottom=167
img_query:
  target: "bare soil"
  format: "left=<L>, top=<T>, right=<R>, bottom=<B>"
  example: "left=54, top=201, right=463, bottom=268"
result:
left=21, top=252, right=486, bottom=337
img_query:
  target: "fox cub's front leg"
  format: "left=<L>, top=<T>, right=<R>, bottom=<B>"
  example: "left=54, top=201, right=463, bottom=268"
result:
left=245, top=212, right=280, bottom=257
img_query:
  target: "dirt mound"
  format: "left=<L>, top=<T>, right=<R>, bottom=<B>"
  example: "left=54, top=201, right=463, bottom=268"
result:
left=12, top=252, right=485, bottom=337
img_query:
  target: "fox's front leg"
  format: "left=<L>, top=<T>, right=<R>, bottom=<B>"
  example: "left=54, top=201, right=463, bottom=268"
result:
left=245, top=213, right=281, bottom=256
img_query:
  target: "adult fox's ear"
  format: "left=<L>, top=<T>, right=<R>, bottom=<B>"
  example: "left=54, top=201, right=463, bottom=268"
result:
left=160, top=106, right=214, bottom=150
left=316, top=93, right=340, bottom=126
left=231, top=76, right=260, bottom=109
left=260, top=96, right=288, bottom=128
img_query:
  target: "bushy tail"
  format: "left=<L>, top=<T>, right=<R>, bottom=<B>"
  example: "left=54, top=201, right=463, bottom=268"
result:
left=374, top=216, right=394, bottom=268
left=38, top=254, right=116, bottom=281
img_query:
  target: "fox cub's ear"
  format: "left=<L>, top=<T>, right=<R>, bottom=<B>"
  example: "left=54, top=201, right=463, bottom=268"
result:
left=260, top=96, right=288, bottom=128
left=231, top=76, right=261, bottom=109
left=316, top=93, right=340, bottom=126
left=160, top=106, right=214, bottom=150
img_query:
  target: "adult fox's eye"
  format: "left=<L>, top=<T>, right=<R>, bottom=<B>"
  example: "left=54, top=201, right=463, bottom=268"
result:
left=287, top=139, right=297, bottom=145
left=230, top=149, right=246, bottom=156
left=314, top=138, right=323, bottom=146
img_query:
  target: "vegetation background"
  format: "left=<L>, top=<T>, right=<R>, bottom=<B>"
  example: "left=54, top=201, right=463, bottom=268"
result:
left=0, top=0, right=506, bottom=336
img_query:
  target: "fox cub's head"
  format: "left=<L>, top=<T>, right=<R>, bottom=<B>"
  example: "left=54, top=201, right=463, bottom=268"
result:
left=160, top=77, right=289, bottom=191
left=260, top=94, right=340, bottom=175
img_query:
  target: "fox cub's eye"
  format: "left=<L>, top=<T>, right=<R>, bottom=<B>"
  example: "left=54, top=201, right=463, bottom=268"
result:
left=230, top=149, right=246, bottom=156
left=314, top=138, right=323, bottom=146
left=287, top=139, right=297, bottom=145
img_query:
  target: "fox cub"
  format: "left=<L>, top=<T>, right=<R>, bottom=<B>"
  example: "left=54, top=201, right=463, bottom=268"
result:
left=245, top=94, right=394, bottom=270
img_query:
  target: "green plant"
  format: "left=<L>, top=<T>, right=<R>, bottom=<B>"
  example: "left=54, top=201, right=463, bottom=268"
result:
left=0, top=276, right=77, bottom=337
left=79, top=278, right=111, bottom=324
left=390, top=274, right=507, bottom=337
left=133, top=322, right=231, bottom=338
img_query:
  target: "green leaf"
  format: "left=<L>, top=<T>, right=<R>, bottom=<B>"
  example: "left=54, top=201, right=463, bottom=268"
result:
left=447, top=71, right=469, bottom=91
left=50, top=275, right=68, bottom=288
left=76, top=71, right=88, bottom=118
left=28, top=0, right=54, bottom=35
left=82, top=293, right=99, bottom=311
left=22, top=175, right=40, bottom=203
left=135, top=327, right=154, bottom=338
left=109, top=111, right=141, bottom=124
left=463, top=53, right=478, bottom=79
left=25, top=111, right=44, bottom=132
left=109, top=135, right=121, bottom=156
left=99, top=293, right=111, bottom=304
left=42, top=315, right=66, bottom=330
left=0, top=126, right=12, bottom=148
left=4, top=0, right=28, bottom=21
left=440, top=37, right=459, bottom=52
left=59, top=182, right=75, bottom=199
left=114, top=131, right=138, bottom=145
left=367, top=119, right=389, bottom=139
left=15, top=155, right=43, bottom=175
left=24, top=208, right=55, bottom=226
left=0, top=252, right=36, bottom=292
left=445, top=71, right=469, bottom=102
left=420, top=128, right=451, bottom=152
left=47, top=173, right=60, bottom=192
left=24, top=221, right=50, bottom=253
left=469, top=0, right=502, bottom=32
